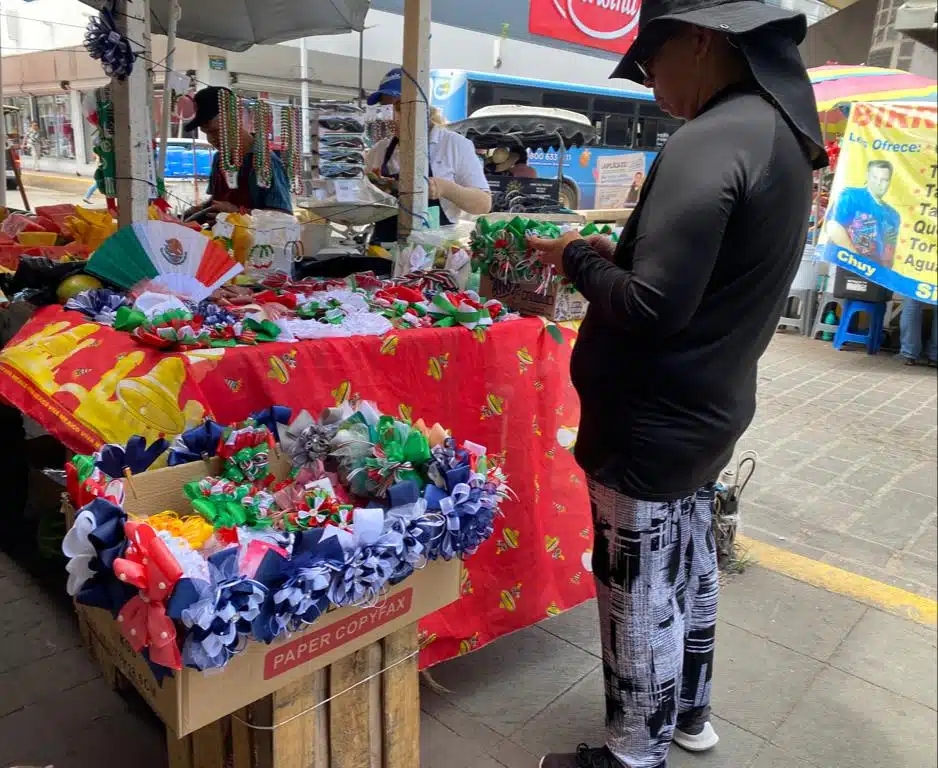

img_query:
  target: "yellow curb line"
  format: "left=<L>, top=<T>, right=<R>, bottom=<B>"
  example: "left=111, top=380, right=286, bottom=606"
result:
left=738, top=535, right=938, bottom=628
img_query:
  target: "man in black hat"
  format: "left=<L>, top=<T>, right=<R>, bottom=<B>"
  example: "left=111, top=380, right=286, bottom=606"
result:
left=531, top=2, right=826, bottom=767
left=182, top=87, right=293, bottom=223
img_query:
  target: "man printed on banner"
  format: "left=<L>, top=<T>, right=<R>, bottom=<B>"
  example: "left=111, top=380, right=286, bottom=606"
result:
left=826, top=159, right=902, bottom=268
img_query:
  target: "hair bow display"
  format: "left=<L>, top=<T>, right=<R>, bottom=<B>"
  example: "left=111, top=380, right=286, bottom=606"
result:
left=84, top=6, right=136, bottom=80
left=95, top=435, right=169, bottom=479
left=112, top=522, right=185, bottom=669
left=66, top=454, right=126, bottom=509
left=171, top=547, right=267, bottom=670
left=250, top=406, right=293, bottom=444
left=256, top=529, right=346, bottom=641
left=167, top=420, right=225, bottom=466
left=65, top=289, right=130, bottom=325
left=60, top=403, right=508, bottom=674
left=281, top=410, right=340, bottom=472
left=63, top=498, right=131, bottom=605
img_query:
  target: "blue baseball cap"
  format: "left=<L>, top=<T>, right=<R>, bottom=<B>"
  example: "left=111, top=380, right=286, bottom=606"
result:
left=367, top=68, right=402, bottom=106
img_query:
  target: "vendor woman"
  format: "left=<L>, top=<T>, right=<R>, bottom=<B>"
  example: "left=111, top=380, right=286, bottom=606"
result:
left=183, top=87, right=293, bottom=223
left=367, top=68, right=491, bottom=242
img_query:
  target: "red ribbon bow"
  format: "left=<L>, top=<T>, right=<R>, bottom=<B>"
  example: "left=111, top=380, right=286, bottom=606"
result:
left=113, top=522, right=184, bottom=670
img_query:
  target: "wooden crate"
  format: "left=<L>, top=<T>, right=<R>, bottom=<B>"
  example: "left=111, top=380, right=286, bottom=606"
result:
left=82, top=617, right=421, bottom=768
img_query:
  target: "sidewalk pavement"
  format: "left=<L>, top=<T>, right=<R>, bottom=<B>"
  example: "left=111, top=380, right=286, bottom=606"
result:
left=2, top=548, right=935, bottom=768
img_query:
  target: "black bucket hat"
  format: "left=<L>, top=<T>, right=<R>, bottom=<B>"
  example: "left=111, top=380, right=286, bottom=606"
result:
left=611, top=0, right=827, bottom=169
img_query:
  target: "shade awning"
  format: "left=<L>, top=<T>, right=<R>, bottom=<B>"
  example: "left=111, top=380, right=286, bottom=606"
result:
left=809, top=64, right=938, bottom=113
left=80, top=0, right=370, bottom=52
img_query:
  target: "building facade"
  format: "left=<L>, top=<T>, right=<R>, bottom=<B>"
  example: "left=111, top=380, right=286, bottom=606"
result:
left=3, top=0, right=839, bottom=176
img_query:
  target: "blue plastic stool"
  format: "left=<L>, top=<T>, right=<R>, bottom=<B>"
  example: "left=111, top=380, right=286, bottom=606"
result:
left=832, top=300, right=887, bottom=354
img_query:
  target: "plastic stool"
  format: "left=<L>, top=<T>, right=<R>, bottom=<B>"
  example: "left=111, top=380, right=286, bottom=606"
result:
left=811, top=293, right=845, bottom=340
left=832, top=299, right=887, bottom=354
left=778, top=289, right=813, bottom=335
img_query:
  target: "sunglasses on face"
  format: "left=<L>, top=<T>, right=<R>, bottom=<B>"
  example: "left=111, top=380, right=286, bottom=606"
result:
left=633, top=21, right=685, bottom=80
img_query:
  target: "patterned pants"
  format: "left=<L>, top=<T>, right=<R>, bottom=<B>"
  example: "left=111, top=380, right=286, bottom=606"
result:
left=589, top=479, right=719, bottom=768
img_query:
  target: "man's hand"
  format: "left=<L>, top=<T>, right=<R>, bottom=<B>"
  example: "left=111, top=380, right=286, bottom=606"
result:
left=428, top=176, right=452, bottom=201
left=585, top=234, right=617, bottom=262
left=210, top=200, right=240, bottom=214
left=526, top=231, right=583, bottom=276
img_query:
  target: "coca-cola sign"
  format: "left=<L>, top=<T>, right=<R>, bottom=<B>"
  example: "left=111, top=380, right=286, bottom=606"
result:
left=529, top=0, right=641, bottom=55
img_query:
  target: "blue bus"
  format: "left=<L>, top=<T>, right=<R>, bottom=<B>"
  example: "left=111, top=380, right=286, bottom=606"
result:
left=430, top=69, right=682, bottom=210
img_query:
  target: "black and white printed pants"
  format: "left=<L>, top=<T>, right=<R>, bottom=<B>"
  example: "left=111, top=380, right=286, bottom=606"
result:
left=589, top=479, right=719, bottom=768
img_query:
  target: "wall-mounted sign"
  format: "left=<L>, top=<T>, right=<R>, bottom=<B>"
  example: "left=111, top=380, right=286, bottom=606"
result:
left=208, top=56, right=228, bottom=72
left=528, top=0, right=640, bottom=55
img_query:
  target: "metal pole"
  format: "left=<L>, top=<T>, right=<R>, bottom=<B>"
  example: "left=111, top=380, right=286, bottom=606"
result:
left=300, top=37, right=310, bottom=155
left=158, top=0, right=181, bottom=181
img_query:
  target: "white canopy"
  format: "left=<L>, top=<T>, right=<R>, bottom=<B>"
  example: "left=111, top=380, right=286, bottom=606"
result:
left=79, top=0, right=371, bottom=51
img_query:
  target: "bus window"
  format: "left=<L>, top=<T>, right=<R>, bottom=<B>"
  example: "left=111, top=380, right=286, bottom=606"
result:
left=635, top=103, right=681, bottom=149
left=468, top=83, right=494, bottom=114
left=542, top=90, right=590, bottom=114
left=490, top=85, right=540, bottom=107
left=603, top=115, right=634, bottom=148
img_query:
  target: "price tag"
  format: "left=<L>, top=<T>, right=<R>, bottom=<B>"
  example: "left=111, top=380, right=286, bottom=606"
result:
left=333, top=180, right=357, bottom=203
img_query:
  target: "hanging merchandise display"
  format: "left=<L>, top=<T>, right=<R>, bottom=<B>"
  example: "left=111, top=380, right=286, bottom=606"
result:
left=252, top=100, right=274, bottom=190
left=84, top=6, right=136, bottom=81
left=312, top=104, right=368, bottom=182
left=280, top=105, right=304, bottom=195
left=218, top=87, right=243, bottom=189
left=93, top=94, right=118, bottom=200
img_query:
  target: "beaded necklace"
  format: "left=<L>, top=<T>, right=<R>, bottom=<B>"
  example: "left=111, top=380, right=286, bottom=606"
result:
left=252, top=100, right=273, bottom=189
left=280, top=105, right=303, bottom=195
left=218, top=88, right=242, bottom=189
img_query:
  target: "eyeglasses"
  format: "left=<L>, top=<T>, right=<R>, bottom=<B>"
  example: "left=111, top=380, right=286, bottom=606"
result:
left=633, top=22, right=683, bottom=81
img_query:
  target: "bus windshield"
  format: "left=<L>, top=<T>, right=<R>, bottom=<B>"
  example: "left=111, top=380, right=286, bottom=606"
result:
left=430, top=69, right=682, bottom=210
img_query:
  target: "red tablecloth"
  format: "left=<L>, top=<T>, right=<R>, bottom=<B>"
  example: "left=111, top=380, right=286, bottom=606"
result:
left=0, top=307, right=595, bottom=667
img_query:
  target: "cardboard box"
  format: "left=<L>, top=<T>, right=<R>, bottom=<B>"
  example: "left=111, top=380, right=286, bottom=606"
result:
left=480, top=274, right=588, bottom=322
left=68, top=456, right=461, bottom=737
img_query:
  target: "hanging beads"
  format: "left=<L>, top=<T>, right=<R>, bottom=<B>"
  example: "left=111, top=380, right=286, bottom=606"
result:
left=280, top=105, right=303, bottom=195
left=218, top=88, right=242, bottom=189
left=253, top=100, right=273, bottom=189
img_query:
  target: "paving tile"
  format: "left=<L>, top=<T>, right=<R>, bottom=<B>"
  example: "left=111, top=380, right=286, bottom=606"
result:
left=421, top=711, right=485, bottom=768
left=851, top=490, right=938, bottom=549
left=895, top=464, right=938, bottom=498
left=830, top=608, right=938, bottom=711
left=719, top=568, right=866, bottom=662
left=0, top=645, right=100, bottom=717
left=668, top=716, right=764, bottom=768
left=909, top=525, right=938, bottom=560
left=426, top=627, right=599, bottom=736
left=512, top=666, right=605, bottom=756
left=839, top=465, right=898, bottom=495
left=747, top=744, right=821, bottom=768
left=537, top=599, right=601, bottom=658
left=712, top=622, right=822, bottom=739
left=0, top=678, right=139, bottom=767
left=0, top=599, right=82, bottom=675
left=889, top=551, right=938, bottom=595
left=773, top=667, right=938, bottom=768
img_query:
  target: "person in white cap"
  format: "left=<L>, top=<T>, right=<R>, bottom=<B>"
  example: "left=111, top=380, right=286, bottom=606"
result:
left=366, top=68, right=491, bottom=243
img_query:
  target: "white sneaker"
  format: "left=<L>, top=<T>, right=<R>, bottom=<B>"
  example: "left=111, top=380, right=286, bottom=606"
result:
left=673, top=722, right=719, bottom=752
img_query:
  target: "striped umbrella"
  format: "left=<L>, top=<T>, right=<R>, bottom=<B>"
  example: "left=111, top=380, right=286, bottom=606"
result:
left=810, top=64, right=937, bottom=129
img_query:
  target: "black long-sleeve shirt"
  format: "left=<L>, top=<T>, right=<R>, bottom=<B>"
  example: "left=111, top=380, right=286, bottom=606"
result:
left=564, top=86, right=813, bottom=501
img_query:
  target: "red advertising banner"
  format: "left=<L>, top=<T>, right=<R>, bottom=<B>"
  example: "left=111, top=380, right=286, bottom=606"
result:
left=529, top=0, right=641, bottom=56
